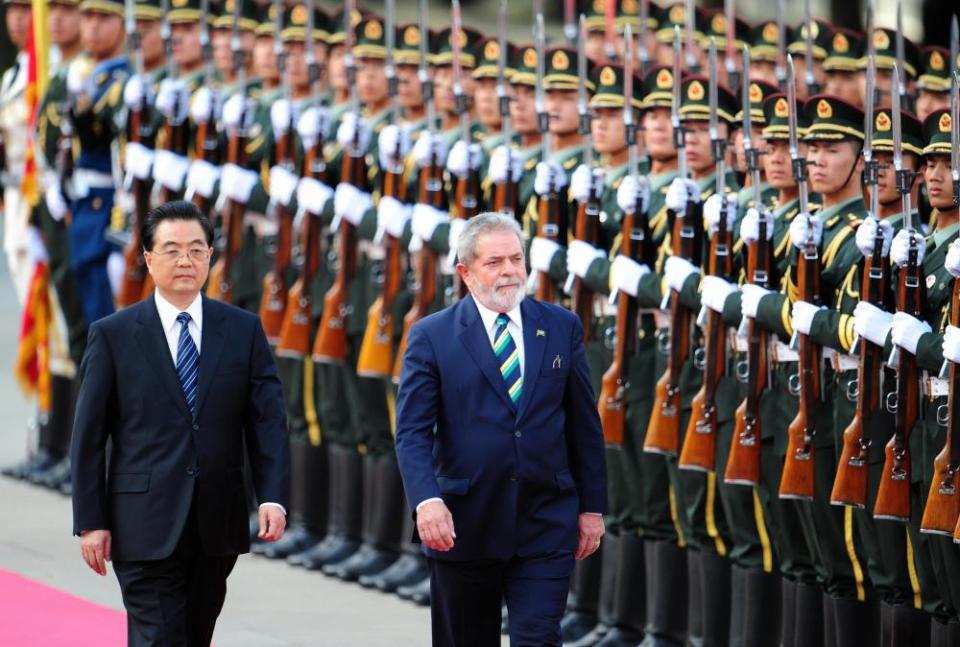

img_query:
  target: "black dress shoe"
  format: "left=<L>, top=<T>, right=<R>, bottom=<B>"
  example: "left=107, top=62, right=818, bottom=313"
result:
left=3, top=450, right=58, bottom=481
left=359, top=554, right=428, bottom=592
left=594, top=627, right=644, bottom=647
left=397, top=576, right=431, bottom=606
left=259, top=525, right=320, bottom=559
left=296, top=535, right=361, bottom=570
left=561, top=611, right=602, bottom=645
left=287, top=534, right=337, bottom=567
left=33, top=456, right=70, bottom=489
left=323, top=544, right=398, bottom=581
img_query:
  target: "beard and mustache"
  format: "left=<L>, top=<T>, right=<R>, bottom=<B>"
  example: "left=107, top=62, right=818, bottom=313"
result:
left=472, top=275, right=526, bottom=312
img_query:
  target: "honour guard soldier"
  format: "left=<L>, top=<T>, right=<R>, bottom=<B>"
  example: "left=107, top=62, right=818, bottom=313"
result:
left=868, top=26, right=921, bottom=110
left=787, top=18, right=834, bottom=100
left=915, top=46, right=952, bottom=120
left=823, top=28, right=866, bottom=109
left=749, top=19, right=791, bottom=88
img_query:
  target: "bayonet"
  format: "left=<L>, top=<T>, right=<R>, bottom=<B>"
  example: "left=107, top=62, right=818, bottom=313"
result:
left=345, top=0, right=360, bottom=147
left=564, top=0, right=577, bottom=46
left=535, top=8, right=551, bottom=162
left=953, top=71, right=959, bottom=207
left=274, top=0, right=289, bottom=106
left=384, top=0, right=397, bottom=122
left=639, top=0, right=650, bottom=74
left=418, top=0, right=435, bottom=136
left=200, top=0, right=213, bottom=87
left=775, top=0, right=786, bottom=90
left=452, top=0, right=470, bottom=145
left=231, top=0, right=246, bottom=108
left=579, top=14, right=593, bottom=168
left=684, top=0, right=699, bottom=73
left=804, top=0, right=819, bottom=95
left=865, top=0, right=877, bottom=107
left=125, top=0, right=143, bottom=76
left=951, top=16, right=958, bottom=77
left=496, top=0, right=512, bottom=184
left=787, top=55, right=808, bottom=216
left=161, top=0, right=175, bottom=80
left=605, top=0, right=617, bottom=62
left=742, top=44, right=761, bottom=208
left=895, top=1, right=912, bottom=112
left=672, top=25, right=687, bottom=180
left=708, top=37, right=725, bottom=197
left=724, top=0, right=738, bottom=90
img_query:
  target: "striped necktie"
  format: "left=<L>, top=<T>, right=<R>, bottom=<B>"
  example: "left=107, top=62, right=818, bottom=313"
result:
left=175, top=312, right=199, bottom=414
left=493, top=314, right=522, bottom=407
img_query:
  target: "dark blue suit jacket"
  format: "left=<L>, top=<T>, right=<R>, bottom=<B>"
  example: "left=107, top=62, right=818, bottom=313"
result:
left=70, top=294, right=290, bottom=562
left=395, top=295, right=607, bottom=564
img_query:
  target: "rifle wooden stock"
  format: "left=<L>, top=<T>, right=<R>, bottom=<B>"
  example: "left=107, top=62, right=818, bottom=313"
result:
left=570, top=195, right=600, bottom=341
left=680, top=218, right=732, bottom=472
left=923, top=280, right=960, bottom=534
left=452, top=167, right=481, bottom=300
left=725, top=231, right=772, bottom=486
left=535, top=189, right=564, bottom=303
left=357, top=151, right=407, bottom=378
left=644, top=205, right=699, bottom=456
left=393, top=160, right=445, bottom=382
left=277, top=143, right=327, bottom=358
left=157, top=117, right=190, bottom=204
left=207, top=130, right=248, bottom=303
left=313, top=144, right=365, bottom=363
left=780, top=241, right=821, bottom=500
left=832, top=247, right=890, bottom=507
left=874, top=250, right=925, bottom=521
left=190, top=117, right=220, bottom=219
left=259, top=131, right=298, bottom=344
left=493, top=174, right=520, bottom=223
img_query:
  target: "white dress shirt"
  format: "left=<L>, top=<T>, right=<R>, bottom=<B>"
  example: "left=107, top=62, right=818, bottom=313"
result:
left=416, top=298, right=525, bottom=512
left=154, top=290, right=286, bottom=516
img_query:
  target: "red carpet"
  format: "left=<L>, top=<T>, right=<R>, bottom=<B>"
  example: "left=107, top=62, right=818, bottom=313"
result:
left=0, top=569, right=127, bottom=646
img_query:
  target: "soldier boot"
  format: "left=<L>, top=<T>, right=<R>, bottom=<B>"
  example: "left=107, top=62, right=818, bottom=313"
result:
left=640, top=539, right=688, bottom=647
left=286, top=441, right=329, bottom=566
left=560, top=547, right=605, bottom=644
left=259, top=437, right=320, bottom=559
left=880, top=602, right=930, bottom=647
left=596, top=530, right=646, bottom=646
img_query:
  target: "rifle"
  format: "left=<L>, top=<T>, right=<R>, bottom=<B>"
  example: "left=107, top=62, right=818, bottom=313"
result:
left=314, top=0, right=364, bottom=364
left=779, top=55, right=819, bottom=500
left=187, top=0, right=219, bottom=219
left=531, top=6, right=564, bottom=304
left=874, top=64, right=923, bottom=521
left=681, top=39, right=730, bottom=472
left=645, top=26, right=700, bottom=456
left=118, top=0, right=151, bottom=306
left=356, top=0, right=405, bottom=378
left=259, top=0, right=296, bottom=344
left=725, top=47, right=772, bottom=486
left=451, top=0, right=480, bottom=301
left=924, top=72, right=960, bottom=534
left=600, top=25, right=652, bottom=446
left=277, top=0, right=326, bottom=359
left=491, top=0, right=519, bottom=220
left=156, top=0, right=188, bottom=206
left=832, top=32, right=888, bottom=508
left=206, top=2, right=250, bottom=303
left=565, top=14, right=600, bottom=342
left=392, top=0, right=444, bottom=381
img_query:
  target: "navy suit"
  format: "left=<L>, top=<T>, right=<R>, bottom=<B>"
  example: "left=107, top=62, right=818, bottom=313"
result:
left=70, top=294, right=289, bottom=646
left=395, top=294, right=606, bottom=645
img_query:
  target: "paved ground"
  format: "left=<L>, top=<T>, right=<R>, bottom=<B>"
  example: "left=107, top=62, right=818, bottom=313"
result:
left=0, top=257, right=442, bottom=645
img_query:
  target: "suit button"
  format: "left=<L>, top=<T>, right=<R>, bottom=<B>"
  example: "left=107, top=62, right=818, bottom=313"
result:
left=515, top=430, right=522, bottom=438
left=186, top=467, right=196, bottom=476
left=192, top=423, right=199, bottom=431
left=510, top=474, right=518, bottom=482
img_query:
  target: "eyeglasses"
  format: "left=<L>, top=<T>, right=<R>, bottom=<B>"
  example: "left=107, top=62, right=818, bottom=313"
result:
left=149, top=247, right=211, bottom=263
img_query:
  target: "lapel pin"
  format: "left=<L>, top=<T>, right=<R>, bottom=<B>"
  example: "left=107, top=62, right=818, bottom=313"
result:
left=536, top=329, right=546, bottom=337
left=553, top=354, right=563, bottom=369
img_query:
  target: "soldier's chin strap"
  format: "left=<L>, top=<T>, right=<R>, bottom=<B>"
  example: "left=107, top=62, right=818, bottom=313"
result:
left=841, top=143, right=864, bottom=197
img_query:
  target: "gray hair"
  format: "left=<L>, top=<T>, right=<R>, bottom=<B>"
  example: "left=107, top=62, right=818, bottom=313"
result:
left=456, top=212, right=526, bottom=266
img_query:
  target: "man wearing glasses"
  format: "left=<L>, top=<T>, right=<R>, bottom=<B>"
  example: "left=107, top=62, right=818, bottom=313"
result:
left=70, top=201, right=291, bottom=646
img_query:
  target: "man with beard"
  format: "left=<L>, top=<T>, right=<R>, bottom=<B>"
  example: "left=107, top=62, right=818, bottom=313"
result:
left=395, top=212, right=606, bottom=646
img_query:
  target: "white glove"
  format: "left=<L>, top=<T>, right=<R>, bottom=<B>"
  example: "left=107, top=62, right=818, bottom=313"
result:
left=570, top=165, right=605, bottom=204
left=700, top=275, right=737, bottom=313
left=377, top=123, right=412, bottom=170
left=529, top=237, right=563, bottom=273
left=221, top=93, right=255, bottom=131
left=124, top=141, right=154, bottom=180
left=853, top=301, right=894, bottom=347
left=152, top=149, right=190, bottom=192
left=220, top=162, right=259, bottom=203
left=297, top=176, right=334, bottom=215
left=739, top=207, right=773, bottom=245
left=791, top=300, right=823, bottom=336
left=447, top=218, right=467, bottom=257
left=740, top=283, right=772, bottom=318
left=947, top=240, right=960, bottom=279
left=943, top=325, right=960, bottom=364
left=45, top=183, right=68, bottom=221
left=189, top=86, right=218, bottom=124
left=270, top=99, right=298, bottom=137
left=534, top=161, right=568, bottom=196
left=106, top=250, right=125, bottom=297
left=155, top=79, right=190, bottom=122
left=790, top=213, right=823, bottom=250
left=334, top=182, right=374, bottom=227
left=566, top=239, right=604, bottom=279
left=336, top=111, right=372, bottom=151
left=488, top=145, right=523, bottom=184
left=890, top=311, right=932, bottom=355
left=269, top=165, right=299, bottom=207
left=665, top=177, right=700, bottom=212
left=855, top=216, right=893, bottom=258
left=890, top=229, right=926, bottom=267
left=664, top=255, right=699, bottom=293
left=446, top=141, right=483, bottom=179
left=25, top=226, right=48, bottom=267
left=185, top=159, right=220, bottom=199
left=703, top=193, right=737, bottom=236
left=66, top=60, right=93, bottom=99
left=616, top=174, right=650, bottom=215
left=297, top=106, right=330, bottom=149
left=377, top=195, right=412, bottom=239
left=410, top=203, right=449, bottom=241
left=413, top=131, right=448, bottom=168
left=611, top=255, right=650, bottom=298
left=123, top=74, right=150, bottom=110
